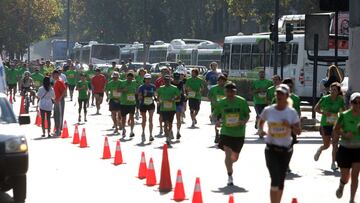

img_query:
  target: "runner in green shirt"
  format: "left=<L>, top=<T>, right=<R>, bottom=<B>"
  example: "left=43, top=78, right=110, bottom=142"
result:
left=314, top=82, right=345, bottom=171
left=214, top=82, right=250, bottom=186
left=42, top=61, right=55, bottom=76
left=252, top=70, right=273, bottom=131
left=208, top=74, right=227, bottom=143
left=31, top=68, right=45, bottom=91
left=333, top=92, right=360, bottom=202
left=107, top=62, right=117, bottom=79
left=76, top=73, right=89, bottom=122
left=266, top=75, right=282, bottom=104
left=185, top=68, right=204, bottom=127
left=65, top=65, right=78, bottom=101
left=119, top=72, right=138, bottom=138
left=157, top=75, right=180, bottom=146
left=5, top=65, right=18, bottom=101
left=86, top=64, right=96, bottom=106
left=105, top=71, right=122, bottom=134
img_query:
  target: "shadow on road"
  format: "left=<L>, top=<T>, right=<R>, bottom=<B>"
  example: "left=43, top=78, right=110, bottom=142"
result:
left=212, top=185, right=248, bottom=195
left=319, top=169, right=341, bottom=177
left=286, top=172, right=302, bottom=180
left=32, top=136, right=60, bottom=141
left=136, top=142, right=152, bottom=147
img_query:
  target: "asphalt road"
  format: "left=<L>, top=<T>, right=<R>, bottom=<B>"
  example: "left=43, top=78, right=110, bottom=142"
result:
left=4, top=94, right=358, bottom=203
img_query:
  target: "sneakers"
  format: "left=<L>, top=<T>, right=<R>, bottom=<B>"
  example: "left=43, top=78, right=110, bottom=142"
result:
left=170, top=131, right=174, bottom=140
left=122, top=129, right=126, bottom=138
left=159, top=129, right=163, bottom=136
left=336, top=186, right=344, bottom=198
left=141, top=133, right=146, bottom=142
left=191, top=121, right=195, bottom=128
left=227, top=176, right=234, bottom=186
left=214, top=134, right=220, bottom=144
left=130, top=132, right=135, bottom=138
left=166, top=136, right=171, bottom=146
left=176, top=132, right=181, bottom=140
left=314, top=149, right=322, bottom=161
left=149, top=135, right=154, bottom=142
left=331, top=162, right=338, bottom=171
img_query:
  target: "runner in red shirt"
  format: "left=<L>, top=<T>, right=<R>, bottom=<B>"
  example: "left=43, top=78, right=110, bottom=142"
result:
left=53, top=70, right=67, bottom=136
left=91, top=68, right=107, bottom=114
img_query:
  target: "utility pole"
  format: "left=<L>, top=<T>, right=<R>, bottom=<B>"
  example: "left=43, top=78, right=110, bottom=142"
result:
left=27, top=0, right=32, bottom=64
left=348, top=0, right=360, bottom=93
left=66, top=0, right=71, bottom=59
left=273, top=0, right=279, bottom=75
left=143, top=0, right=148, bottom=66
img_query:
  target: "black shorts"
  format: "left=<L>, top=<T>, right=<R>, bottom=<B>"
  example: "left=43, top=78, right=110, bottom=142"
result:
left=7, top=83, right=16, bottom=89
left=68, top=85, right=76, bottom=91
left=140, top=104, right=155, bottom=113
left=94, top=93, right=104, bottom=98
left=218, top=135, right=245, bottom=154
left=321, top=126, right=334, bottom=136
left=161, top=111, right=176, bottom=123
left=336, top=145, right=360, bottom=168
left=157, top=104, right=161, bottom=114
left=109, top=99, right=121, bottom=111
left=188, top=98, right=201, bottom=111
left=120, top=105, right=136, bottom=116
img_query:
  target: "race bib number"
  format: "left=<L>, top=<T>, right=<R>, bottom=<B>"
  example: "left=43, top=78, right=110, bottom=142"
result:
left=164, top=101, right=173, bottom=109
left=216, top=95, right=225, bottom=101
left=268, top=122, right=289, bottom=138
left=188, top=91, right=196, bottom=98
left=144, top=97, right=153, bottom=105
left=127, top=94, right=136, bottom=102
left=326, top=114, right=338, bottom=125
left=258, top=92, right=266, bottom=98
left=225, top=114, right=240, bottom=127
left=113, top=90, right=121, bottom=98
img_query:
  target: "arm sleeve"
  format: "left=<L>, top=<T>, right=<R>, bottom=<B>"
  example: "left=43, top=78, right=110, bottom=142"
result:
left=260, top=107, right=268, bottom=120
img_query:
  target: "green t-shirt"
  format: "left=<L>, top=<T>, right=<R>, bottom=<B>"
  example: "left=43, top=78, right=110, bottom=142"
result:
left=5, top=68, right=18, bottom=84
left=77, top=80, right=89, bottom=100
left=66, top=70, right=78, bottom=86
left=105, top=80, right=122, bottom=100
left=107, top=67, right=114, bottom=78
left=337, top=109, right=360, bottom=147
left=119, top=80, right=138, bottom=105
left=42, top=65, right=54, bottom=76
left=31, top=72, right=44, bottom=89
left=252, top=79, right=273, bottom=104
left=267, top=85, right=276, bottom=103
left=157, top=85, right=181, bottom=111
left=185, top=76, right=204, bottom=100
left=16, top=67, right=26, bottom=78
left=290, top=94, right=301, bottom=116
left=86, top=70, right=96, bottom=82
left=319, top=95, right=345, bottom=126
left=214, top=96, right=250, bottom=138
left=135, top=75, right=144, bottom=87
left=208, top=85, right=225, bottom=106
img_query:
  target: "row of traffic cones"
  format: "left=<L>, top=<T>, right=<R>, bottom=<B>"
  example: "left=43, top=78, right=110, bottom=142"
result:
left=101, top=136, right=124, bottom=165
left=72, top=124, right=88, bottom=148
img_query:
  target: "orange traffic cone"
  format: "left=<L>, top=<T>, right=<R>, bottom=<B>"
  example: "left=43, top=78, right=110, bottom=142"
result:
left=113, top=140, right=123, bottom=165
left=291, top=198, right=298, bottom=203
left=102, top=136, right=111, bottom=159
left=159, top=144, right=172, bottom=192
left=192, top=178, right=203, bottom=203
left=79, top=128, right=88, bottom=148
left=35, top=110, right=41, bottom=127
left=72, top=125, right=80, bottom=144
left=19, top=96, right=25, bottom=115
left=173, top=170, right=186, bottom=202
left=228, top=194, right=234, bottom=203
left=138, top=152, right=147, bottom=179
left=146, top=158, right=157, bottom=186
left=61, top=120, right=70, bottom=138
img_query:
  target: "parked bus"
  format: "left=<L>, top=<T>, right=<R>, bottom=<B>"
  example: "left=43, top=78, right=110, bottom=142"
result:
left=148, top=41, right=170, bottom=63
left=73, top=41, right=120, bottom=65
left=50, top=39, right=75, bottom=61
left=221, top=13, right=349, bottom=100
left=120, top=42, right=144, bottom=62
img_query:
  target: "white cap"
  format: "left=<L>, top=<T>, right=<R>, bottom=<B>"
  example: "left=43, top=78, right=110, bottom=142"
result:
left=276, top=84, right=290, bottom=94
left=144, top=73, right=151, bottom=79
left=350, top=92, right=360, bottom=102
left=111, top=71, right=119, bottom=78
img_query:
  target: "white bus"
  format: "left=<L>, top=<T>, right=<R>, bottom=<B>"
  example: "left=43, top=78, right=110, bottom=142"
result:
left=120, top=42, right=145, bottom=62
left=148, top=41, right=170, bottom=63
left=79, top=41, right=120, bottom=65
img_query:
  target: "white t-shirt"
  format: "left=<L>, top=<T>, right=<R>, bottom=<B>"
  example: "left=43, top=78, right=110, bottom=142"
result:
left=260, top=105, right=300, bottom=148
left=37, top=86, right=55, bottom=112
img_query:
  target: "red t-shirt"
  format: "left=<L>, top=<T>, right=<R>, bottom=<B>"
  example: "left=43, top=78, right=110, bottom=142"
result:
left=91, top=74, right=107, bottom=93
left=53, top=79, right=66, bottom=101
left=155, top=77, right=164, bottom=89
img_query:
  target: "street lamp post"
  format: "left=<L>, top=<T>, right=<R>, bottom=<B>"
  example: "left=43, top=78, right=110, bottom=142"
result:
left=27, top=0, right=31, bottom=64
left=66, top=0, right=71, bottom=59
left=273, top=0, right=279, bottom=75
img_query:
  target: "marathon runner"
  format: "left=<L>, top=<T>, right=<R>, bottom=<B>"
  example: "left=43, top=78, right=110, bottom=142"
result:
left=107, top=62, right=117, bottom=79
left=314, top=82, right=345, bottom=170
left=266, top=75, right=282, bottom=104
left=205, top=62, right=220, bottom=90
left=76, top=73, right=90, bottom=122
left=258, top=84, right=301, bottom=203
left=105, top=72, right=122, bottom=134
left=19, top=71, right=35, bottom=105
left=138, top=73, right=156, bottom=142
left=86, top=64, right=96, bottom=106
left=208, top=74, right=227, bottom=143
left=333, top=92, right=360, bottom=203
left=31, top=67, right=45, bottom=105
left=135, top=68, right=146, bottom=121
left=157, top=75, right=180, bottom=146
left=5, top=64, right=18, bottom=102
left=65, top=64, right=77, bottom=101
left=185, top=68, right=204, bottom=128
left=42, top=60, right=54, bottom=76
left=91, top=67, right=107, bottom=115
left=214, top=82, right=250, bottom=186
left=119, top=71, right=138, bottom=138
left=171, top=71, right=186, bottom=140
left=155, top=67, right=171, bottom=135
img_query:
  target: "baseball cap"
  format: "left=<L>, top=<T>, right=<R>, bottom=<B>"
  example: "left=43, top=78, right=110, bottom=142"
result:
left=111, top=71, right=120, bottom=78
left=276, top=84, right=290, bottom=94
left=144, top=73, right=152, bottom=79
left=350, top=92, right=360, bottom=102
left=225, top=82, right=237, bottom=91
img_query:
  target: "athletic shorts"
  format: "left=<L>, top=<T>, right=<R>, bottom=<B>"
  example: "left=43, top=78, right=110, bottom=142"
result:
left=157, top=104, right=161, bottom=114
left=94, top=92, right=104, bottom=98
left=120, top=105, right=136, bottom=116
left=7, top=83, right=16, bottom=89
left=321, top=126, right=334, bottom=136
left=218, top=135, right=245, bottom=154
left=139, top=104, right=155, bottom=113
left=188, top=98, right=201, bottom=111
left=109, top=99, right=121, bottom=112
left=176, top=103, right=184, bottom=113
left=161, top=111, right=176, bottom=123
left=336, top=145, right=360, bottom=168
left=68, top=85, right=76, bottom=91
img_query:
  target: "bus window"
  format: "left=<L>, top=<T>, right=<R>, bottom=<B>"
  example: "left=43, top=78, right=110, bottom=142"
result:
left=167, top=53, right=176, bottom=62
left=292, top=43, right=298, bottom=64
left=231, top=55, right=240, bottom=70
left=240, top=44, right=251, bottom=70
left=232, top=45, right=241, bottom=53
left=82, top=49, right=90, bottom=64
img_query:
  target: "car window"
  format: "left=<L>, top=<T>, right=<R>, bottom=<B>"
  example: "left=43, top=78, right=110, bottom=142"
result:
left=0, top=98, right=17, bottom=124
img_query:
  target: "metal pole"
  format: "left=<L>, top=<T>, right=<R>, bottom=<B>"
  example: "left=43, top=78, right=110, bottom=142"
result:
left=66, top=0, right=70, bottom=58
left=143, top=0, right=147, bottom=65
left=273, top=0, right=279, bottom=75
left=27, top=0, right=31, bottom=64
left=334, top=11, right=339, bottom=67
left=263, top=42, right=266, bottom=72
left=312, top=34, right=319, bottom=119
left=280, top=42, right=284, bottom=79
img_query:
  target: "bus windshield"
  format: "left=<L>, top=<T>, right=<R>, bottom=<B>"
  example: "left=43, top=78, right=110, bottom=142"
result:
left=92, top=45, right=119, bottom=60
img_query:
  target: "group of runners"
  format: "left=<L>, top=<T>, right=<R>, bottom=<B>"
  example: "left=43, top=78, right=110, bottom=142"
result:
left=5, top=58, right=360, bottom=203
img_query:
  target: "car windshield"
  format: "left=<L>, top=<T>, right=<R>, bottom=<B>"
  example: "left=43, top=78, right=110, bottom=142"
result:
left=0, top=97, right=17, bottom=124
